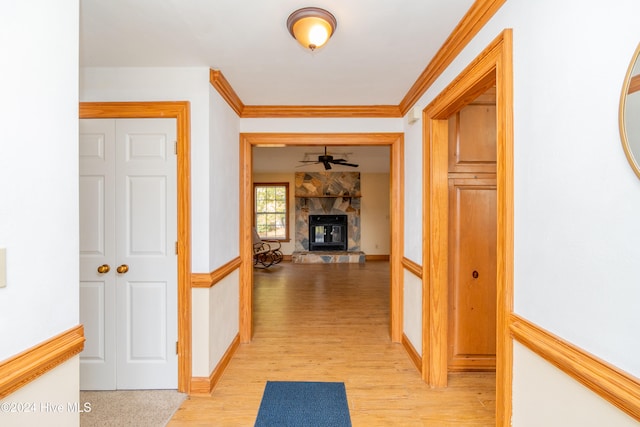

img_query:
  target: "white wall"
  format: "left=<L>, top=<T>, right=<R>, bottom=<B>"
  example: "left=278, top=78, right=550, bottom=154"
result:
left=0, top=1, right=80, bottom=424
left=401, top=0, right=640, bottom=422
left=209, top=87, right=241, bottom=268
left=402, top=110, right=424, bottom=356
left=79, top=67, right=213, bottom=272
left=239, top=118, right=402, bottom=134
left=403, top=115, right=424, bottom=262
left=498, top=0, right=640, bottom=377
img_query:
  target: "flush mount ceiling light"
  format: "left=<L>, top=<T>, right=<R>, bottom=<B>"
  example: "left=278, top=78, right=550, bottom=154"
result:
left=287, top=7, right=337, bottom=51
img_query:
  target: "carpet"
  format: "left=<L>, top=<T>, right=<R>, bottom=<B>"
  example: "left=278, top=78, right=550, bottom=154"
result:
left=254, top=381, right=352, bottom=427
left=79, top=390, right=185, bottom=426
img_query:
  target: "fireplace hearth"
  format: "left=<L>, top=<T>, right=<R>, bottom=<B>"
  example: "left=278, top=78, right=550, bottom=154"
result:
left=308, top=215, right=347, bottom=251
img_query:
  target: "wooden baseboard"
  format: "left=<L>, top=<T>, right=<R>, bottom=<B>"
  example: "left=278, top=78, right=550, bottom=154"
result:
left=190, top=334, right=240, bottom=395
left=366, top=254, right=390, bottom=261
left=402, top=333, right=422, bottom=374
left=0, top=325, right=85, bottom=399
left=510, top=313, right=640, bottom=421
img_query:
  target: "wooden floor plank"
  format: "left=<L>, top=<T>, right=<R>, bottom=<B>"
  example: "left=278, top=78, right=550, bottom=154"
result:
left=168, top=261, right=495, bottom=426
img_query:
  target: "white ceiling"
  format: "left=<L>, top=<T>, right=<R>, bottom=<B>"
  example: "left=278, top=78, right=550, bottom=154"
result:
left=79, top=0, right=475, bottom=172
left=80, top=0, right=474, bottom=106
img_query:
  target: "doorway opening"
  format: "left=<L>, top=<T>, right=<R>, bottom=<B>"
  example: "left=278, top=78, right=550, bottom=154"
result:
left=422, top=29, right=513, bottom=424
left=239, top=133, right=404, bottom=343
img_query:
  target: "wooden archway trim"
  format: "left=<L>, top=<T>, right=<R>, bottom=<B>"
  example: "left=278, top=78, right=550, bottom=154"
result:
left=79, top=101, right=192, bottom=393
left=239, top=133, right=404, bottom=343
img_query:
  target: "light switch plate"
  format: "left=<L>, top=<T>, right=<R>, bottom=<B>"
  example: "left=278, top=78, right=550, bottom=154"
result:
left=0, top=248, right=6, bottom=288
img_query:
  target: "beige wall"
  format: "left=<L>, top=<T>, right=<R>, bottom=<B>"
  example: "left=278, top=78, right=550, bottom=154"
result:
left=0, top=358, right=80, bottom=427
left=254, top=172, right=390, bottom=255
left=360, top=173, right=390, bottom=255
left=512, top=343, right=638, bottom=426
left=191, top=272, right=239, bottom=376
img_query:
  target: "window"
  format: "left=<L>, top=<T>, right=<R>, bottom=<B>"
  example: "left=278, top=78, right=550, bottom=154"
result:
left=254, top=183, right=289, bottom=241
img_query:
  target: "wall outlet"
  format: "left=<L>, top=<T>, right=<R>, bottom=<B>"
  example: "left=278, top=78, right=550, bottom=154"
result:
left=0, top=248, right=6, bottom=288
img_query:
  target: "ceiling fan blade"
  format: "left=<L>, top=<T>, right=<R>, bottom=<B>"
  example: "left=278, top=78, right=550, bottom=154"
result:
left=323, top=161, right=332, bottom=170
left=330, top=159, right=359, bottom=167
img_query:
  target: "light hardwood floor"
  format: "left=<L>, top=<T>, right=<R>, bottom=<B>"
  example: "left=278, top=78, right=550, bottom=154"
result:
left=168, top=261, right=495, bottom=426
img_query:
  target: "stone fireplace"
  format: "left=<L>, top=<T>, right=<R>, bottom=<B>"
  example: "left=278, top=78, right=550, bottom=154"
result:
left=293, top=172, right=364, bottom=263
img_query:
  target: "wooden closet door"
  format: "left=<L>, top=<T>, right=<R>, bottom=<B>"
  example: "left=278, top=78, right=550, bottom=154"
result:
left=448, top=94, right=496, bottom=174
left=448, top=178, right=497, bottom=371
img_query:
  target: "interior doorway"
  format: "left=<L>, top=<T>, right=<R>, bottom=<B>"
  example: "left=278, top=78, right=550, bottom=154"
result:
left=447, top=88, right=497, bottom=372
left=239, top=133, right=404, bottom=343
left=421, top=31, right=513, bottom=427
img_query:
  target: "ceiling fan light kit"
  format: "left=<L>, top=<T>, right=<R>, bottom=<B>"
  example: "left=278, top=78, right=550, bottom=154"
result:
left=287, top=7, right=337, bottom=51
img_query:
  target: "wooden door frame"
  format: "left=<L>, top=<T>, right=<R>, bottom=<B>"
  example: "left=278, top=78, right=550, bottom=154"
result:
left=79, top=101, right=192, bottom=393
left=239, top=133, right=404, bottom=343
left=421, top=29, right=513, bottom=426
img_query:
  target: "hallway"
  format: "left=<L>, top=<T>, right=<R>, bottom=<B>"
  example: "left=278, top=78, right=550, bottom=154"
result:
left=168, top=261, right=495, bottom=426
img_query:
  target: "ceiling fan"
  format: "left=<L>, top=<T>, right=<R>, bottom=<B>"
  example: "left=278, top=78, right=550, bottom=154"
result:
left=297, top=146, right=359, bottom=170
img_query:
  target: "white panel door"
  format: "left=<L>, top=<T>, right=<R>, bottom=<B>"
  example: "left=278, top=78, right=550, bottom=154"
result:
left=114, top=119, right=177, bottom=389
left=79, top=118, right=177, bottom=390
left=79, top=120, right=117, bottom=390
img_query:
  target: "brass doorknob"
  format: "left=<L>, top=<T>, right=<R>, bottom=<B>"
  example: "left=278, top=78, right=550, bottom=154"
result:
left=97, top=264, right=110, bottom=274
left=116, top=264, right=129, bottom=274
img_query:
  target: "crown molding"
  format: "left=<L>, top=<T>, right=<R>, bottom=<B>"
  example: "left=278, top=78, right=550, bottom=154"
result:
left=210, top=69, right=245, bottom=116
left=242, top=104, right=402, bottom=118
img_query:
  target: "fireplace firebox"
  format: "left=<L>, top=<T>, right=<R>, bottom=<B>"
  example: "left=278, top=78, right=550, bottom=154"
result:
left=308, top=215, right=347, bottom=251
